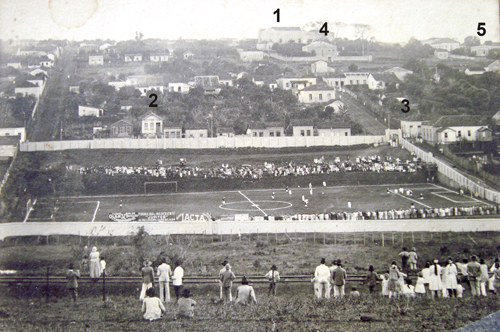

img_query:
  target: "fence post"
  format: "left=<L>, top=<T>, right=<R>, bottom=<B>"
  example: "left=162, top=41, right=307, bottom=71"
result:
left=382, top=233, right=384, bottom=247
left=102, top=269, right=106, bottom=301
left=46, top=267, right=50, bottom=303
left=363, top=231, right=366, bottom=246
left=313, top=232, right=315, bottom=244
left=401, top=233, right=404, bottom=246
left=392, top=233, right=395, bottom=245
left=412, top=232, right=414, bottom=243
left=324, top=233, right=326, bottom=245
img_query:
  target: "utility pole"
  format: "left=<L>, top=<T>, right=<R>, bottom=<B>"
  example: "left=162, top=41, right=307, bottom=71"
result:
left=60, top=120, right=63, bottom=140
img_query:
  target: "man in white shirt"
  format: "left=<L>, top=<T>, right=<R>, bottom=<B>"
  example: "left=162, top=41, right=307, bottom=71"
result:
left=157, top=259, right=172, bottom=302
left=218, top=261, right=228, bottom=300
left=235, top=277, right=257, bottom=305
left=172, top=261, right=184, bottom=302
left=313, top=258, right=331, bottom=299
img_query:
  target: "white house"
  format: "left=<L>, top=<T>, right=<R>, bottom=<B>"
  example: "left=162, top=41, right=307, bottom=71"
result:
left=141, top=112, right=163, bottom=137
left=400, top=120, right=424, bottom=138
left=108, top=81, right=129, bottom=90
left=136, top=85, right=164, bottom=97
left=164, top=125, right=182, bottom=139
left=297, top=84, right=336, bottom=104
left=471, top=44, right=500, bottom=56
left=258, top=27, right=315, bottom=44
left=168, top=83, right=192, bottom=93
left=302, top=41, right=338, bottom=61
left=219, top=79, right=234, bottom=87
left=15, top=86, right=43, bottom=98
left=0, top=127, right=26, bottom=142
left=420, top=115, right=490, bottom=145
left=276, top=77, right=316, bottom=90
left=422, top=38, right=461, bottom=51
left=311, top=60, right=333, bottom=75
left=239, top=51, right=264, bottom=62
left=343, top=72, right=370, bottom=86
left=292, top=121, right=314, bottom=137
left=89, top=55, right=104, bottom=66
left=150, top=54, right=169, bottom=62
left=7, top=62, right=22, bottom=69
left=124, top=54, right=143, bottom=62
left=30, top=68, right=48, bottom=77
left=368, top=73, right=400, bottom=90
left=183, top=51, right=194, bottom=60
left=492, top=110, right=500, bottom=126
left=78, top=106, right=103, bottom=117
left=69, top=85, right=80, bottom=93
left=485, top=60, right=500, bottom=72
left=316, top=125, right=351, bottom=137
left=382, top=67, right=413, bottom=81
left=464, top=68, right=485, bottom=76
left=185, top=128, right=208, bottom=138
left=246, top=122, right=284, bottom=137
left=434, top=49, right=449, bottom=60
left=40, top=60, right=53, bottom=67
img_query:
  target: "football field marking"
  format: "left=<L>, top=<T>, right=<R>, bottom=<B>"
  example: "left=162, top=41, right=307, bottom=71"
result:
left=91, top=201, right=100, bottom=222
left=431, top=184, right=484, bottom=203
left=431, top=192, right=476, bottom=204
left=395, top=193, right=432, bottom=208
left=238, top=191, right=268, bottom=216
left=60, top=183, right=433, bottom=199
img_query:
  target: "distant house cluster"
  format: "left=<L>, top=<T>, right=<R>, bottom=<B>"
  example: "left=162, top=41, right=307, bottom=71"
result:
left=401, top=115, right=492, bottom=146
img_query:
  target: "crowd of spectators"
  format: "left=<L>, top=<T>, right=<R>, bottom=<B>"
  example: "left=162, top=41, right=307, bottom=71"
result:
left=73, top=155, right=428, bottom=180
left=249, top=204, right=500, bottom=221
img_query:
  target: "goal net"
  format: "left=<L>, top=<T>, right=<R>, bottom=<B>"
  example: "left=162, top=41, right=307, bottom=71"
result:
left=144, top=181, right=178, bottom=194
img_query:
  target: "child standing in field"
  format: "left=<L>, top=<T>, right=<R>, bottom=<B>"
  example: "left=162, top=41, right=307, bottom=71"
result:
left=141, top=288, right=165, bottom=321
left=265, top=265, right=280, bottom=296
left=100, top=256, right=106, bottom=277
left=415, top=272, right=426, bottom=296
left=388, top=262, right=401, bottom=299
left=381, top=271, right=390, bottom=296
left=408, top=248, right=418, bottom=271
left=365, top=265, right=379, bottom=293
left=66, top=263, right=80, bottom=303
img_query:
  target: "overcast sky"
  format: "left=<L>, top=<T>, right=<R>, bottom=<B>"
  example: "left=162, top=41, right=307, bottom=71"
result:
left=0, top=0, right=499, bottom=44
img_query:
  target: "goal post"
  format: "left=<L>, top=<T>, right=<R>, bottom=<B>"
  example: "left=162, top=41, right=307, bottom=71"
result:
left=144, top=181, right=178, bottom=194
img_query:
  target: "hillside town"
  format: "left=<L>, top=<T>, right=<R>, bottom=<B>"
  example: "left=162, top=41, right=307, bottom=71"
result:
left=0, top=26, right=499, bottom=188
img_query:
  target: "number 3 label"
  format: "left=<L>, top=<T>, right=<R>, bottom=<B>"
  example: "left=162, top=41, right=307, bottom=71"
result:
left=401, top=99, right=410, bottom=113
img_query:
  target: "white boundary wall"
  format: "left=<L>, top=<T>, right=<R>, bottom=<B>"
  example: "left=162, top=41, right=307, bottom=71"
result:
left=401, top=139, right=500, bottom=204
left=20, top=135, right=386, bottom=152
left=1, top=219, right=500, bottom=240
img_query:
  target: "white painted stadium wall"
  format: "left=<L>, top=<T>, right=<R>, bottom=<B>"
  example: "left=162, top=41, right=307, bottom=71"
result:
left=20, top=135, right=386, bottom=151
left=2, top=219, right=500, bottom=241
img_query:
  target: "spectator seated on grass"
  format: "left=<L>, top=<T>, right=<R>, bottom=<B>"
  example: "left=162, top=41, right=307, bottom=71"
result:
left=235, top=276, right=257, bottom=305
left=141, top=288, right=165, bottom=321
left=178, top=289, right=196, bottom=319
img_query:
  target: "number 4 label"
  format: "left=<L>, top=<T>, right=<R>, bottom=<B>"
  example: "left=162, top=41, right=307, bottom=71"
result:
left=319, top=22, right=329, bottom=36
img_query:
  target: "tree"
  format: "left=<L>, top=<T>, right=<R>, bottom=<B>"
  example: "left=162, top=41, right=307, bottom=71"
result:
left=464, top=36, right=480, bottom=48
left=402, top=38, right=434, bottom=59
left=348, top=63, right=358, bottom=72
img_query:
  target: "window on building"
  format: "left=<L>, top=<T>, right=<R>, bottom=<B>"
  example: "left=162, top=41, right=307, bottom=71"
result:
left=286, top=83, right=290, bottom=88
left=319, top=94, right=323, bottom=100
left=127, top=127, right=131, bottom=133
left=178, top=86, right=181, bottom=92
left=327, top=93, right=331, bottom=100
left=144, top=123, right=148, bottom=130
left=457, top=131, right=461, bottom=137
left=189, top=134, right=194, bottom=138
left=300, top=130, right=305, bottom=136
left=270, top=132, right=275, bottom=137
left=468, top=130, right=471, bottom=136
left=276, top=132, right=281, bottom=137
left=309, top=94, right=312, bottom=101
left=176, top=132, right=181, bottom=138
left=356, top=80, right=359, bottom=84
left=259, top=132, right=264, bottom=137
left=444, top=133, right=448, bottom=138
left=119, top=127, right=124, bottom=133
left=350, top=80, right=353, bottom=84
left=253, top=132, right=257, bottom=137
left=165, top=132, right=169, bottom=138
left=345, top=132, right=348, bottom=136
left=306, top=130, right=311, bottom=136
